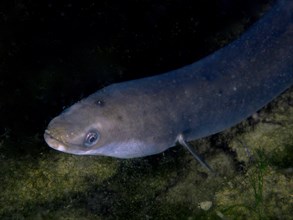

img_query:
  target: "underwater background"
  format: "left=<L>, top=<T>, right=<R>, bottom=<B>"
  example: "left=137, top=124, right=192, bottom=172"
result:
left=0, top=0, right=292, bottom=219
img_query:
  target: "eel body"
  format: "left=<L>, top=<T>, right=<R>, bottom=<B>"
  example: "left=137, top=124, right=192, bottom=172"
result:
left=44, top=0, right=293, bottom=158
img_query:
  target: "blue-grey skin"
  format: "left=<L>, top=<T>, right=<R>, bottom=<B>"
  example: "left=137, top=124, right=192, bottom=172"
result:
left=44, top=0, right=293, bottom=158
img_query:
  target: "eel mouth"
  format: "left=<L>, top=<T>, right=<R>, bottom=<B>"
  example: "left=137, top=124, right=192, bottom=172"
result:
left=44, top=130, right=68, bottom=152
left=44, top=130, right=92, bottom=155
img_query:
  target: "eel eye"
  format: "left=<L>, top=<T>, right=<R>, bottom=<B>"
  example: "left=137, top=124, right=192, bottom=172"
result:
left=84, top=131, right=99, bottom=147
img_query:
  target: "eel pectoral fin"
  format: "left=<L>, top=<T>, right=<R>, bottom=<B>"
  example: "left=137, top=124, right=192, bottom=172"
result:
left=176, top=134, right=215, bottom=174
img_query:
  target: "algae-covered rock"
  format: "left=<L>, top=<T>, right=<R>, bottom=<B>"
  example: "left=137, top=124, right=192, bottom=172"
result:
left=2, top=89, right=292, bottom=219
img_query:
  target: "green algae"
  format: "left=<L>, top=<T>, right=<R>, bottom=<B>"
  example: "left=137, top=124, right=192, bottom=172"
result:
left=214, top=89, right=293, bottom=220
left=0, top=143, right=118, bottom=219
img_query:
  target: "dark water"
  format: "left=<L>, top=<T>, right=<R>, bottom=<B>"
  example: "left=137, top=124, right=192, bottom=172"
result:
left=0, top=0, right=269, bottom=141
left=2, top=0, right=292, bottom=219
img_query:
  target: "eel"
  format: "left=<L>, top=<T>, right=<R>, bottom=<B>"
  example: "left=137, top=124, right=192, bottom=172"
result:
left=44, top=0, right=293, bottom=162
